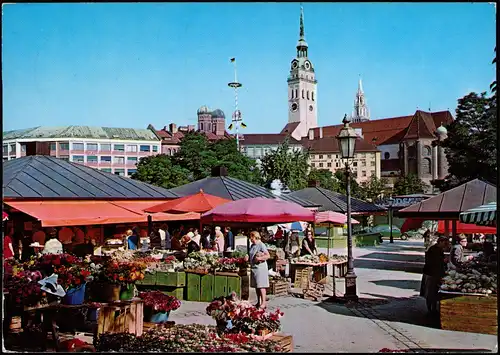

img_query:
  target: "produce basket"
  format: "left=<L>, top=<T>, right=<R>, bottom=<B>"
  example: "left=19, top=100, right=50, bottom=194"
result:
left=268, top=279, right=289, bottom=297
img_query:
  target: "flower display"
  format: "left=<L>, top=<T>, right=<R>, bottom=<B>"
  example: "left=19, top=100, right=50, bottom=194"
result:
left=206, top=293, right=284, bottom=335
left=95, top=324, right=283, bottom=352
left=30, top=253, right=81, bottom=276
left=217, top=257, right=248, bottom=272
left=138, top=291, right=181, bottom=313
left=98, top=260, right=146, bottom=285
left=54, top=264, right=92, bottom=290
left=5, top=269, right=45, bottom=307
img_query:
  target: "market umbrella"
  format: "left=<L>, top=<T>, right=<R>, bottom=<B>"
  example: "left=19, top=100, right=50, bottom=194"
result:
left=144, top=189, right=231, bottom=213
left=315, top=211, right=359, bottom=257
left=459, top=202, right=497, bottom=227
left=201, top=197, right=315, bottom=224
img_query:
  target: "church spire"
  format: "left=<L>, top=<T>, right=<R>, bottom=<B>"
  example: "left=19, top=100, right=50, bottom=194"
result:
left=353, top=76, right=370, bottom=123
left=296, top=5, right=308, bottom=58
left=357, top=75, right=364, bottom=94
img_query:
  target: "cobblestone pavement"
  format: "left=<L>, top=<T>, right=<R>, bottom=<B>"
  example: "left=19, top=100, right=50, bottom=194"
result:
left=169, top=240, right=498, bottom=353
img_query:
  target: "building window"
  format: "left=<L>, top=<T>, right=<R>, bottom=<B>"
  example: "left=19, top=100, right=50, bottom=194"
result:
left=311, top=162, right=315, bottom=167
left=371, top=161, right=375, bottom=166
left=362, top=171, right=367, bottom=177
left=361, top=161, right=366, bottom=167
left=353, top=162, right=357, bottom=167
left=114, top=144, right=125, bottom=152
left=295, top=89, right=298, bottom=98
left=255, top=148, right=262, bottom=157
left=101, top=168, right=112, bottom=173
left=126, top=145, right=137, bottom=152
left=422, top=158, right=432, bottom=175
left=152, top=146, right=158, bottom=153
left=100, top=144, right=111, bottom=152
left=87, top=156, right=98, bottom=163
left=319, top=163, right=324, bottom=168
left=312, top=92, right=315, bottom=101
left=114, top=169, right=125, bottom=176
left=327, top=154, right=331, bottom=159
left=72, top=143, right=84, bottom=151
left=100, top=156, right=112, bottom=162
left=127, top=169, right=137, bottom=176
left=423, top=146, right=432, bottom=156
left=59, top=143, right=70, bottom=151
left=113, top=156, right=125, bottom=164
left=9, top=144, right=16, bottom=153
left=335, top=154, right=338, bottom=159
left=200, top=123, right=204, bottom=130
left=336, top=163, right=339, bottom=168
left=59, top=155, right=70, bottom=161
left=21, top=144, right=26, bottom=152
left=319, top=154, right=323, bottom=159
left=3, top=145, right=8, bottom=154
left=307, top=91, right=310, bottom=100
left=87, top=143, right=98, bottom=151
left=72, top=155, right=85, bottom=163
left=327, top=162, right=332, bottom=167
left=140, top=145, right=151, bottom=152
left=302, top=89, right=305, bottom=99
left=384, top=152, right=390, bottom=160
left=127, top=157, right=138, bottom=163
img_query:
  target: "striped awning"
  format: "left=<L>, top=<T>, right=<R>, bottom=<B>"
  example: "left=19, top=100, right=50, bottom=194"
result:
left=459, top=202, right=497, bottom=226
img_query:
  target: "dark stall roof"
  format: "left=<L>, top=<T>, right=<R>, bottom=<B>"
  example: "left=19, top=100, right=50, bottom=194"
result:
left=395, top=179, right=497, bottom=219
left=3, top=155, right=178, bottom=200
left=169, top=176, right=320, bottom=208
left=288, top=187, right=387, bottom=214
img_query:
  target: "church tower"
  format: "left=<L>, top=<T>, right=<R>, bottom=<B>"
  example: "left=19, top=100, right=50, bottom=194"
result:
left=287, top=6, right=318, bottom=140
left=352, top=77, right=370, bottom=123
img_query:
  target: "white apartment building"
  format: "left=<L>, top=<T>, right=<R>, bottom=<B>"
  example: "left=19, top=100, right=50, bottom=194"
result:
left=2, top=126, right=162, bottom=177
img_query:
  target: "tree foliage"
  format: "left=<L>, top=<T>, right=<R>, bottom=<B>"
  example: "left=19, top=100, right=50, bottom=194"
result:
left=307, top=168, right=340, bottom=192
left=260, top=137, right=310, bottom=191
left=131, top=131, right=262, bottom=188
left=393, top=173, right=428, bottom=195
left=357, top=175, right=390, bottom=202
left=440, top=92, right=497, bottom=190
left=334, top=168, right=362, bottom=199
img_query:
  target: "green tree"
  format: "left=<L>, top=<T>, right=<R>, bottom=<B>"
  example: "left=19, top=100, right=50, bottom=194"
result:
left=393, top=173, right=428, bottom=195
left=440, top=91, right=497, bottom=190
left=260, top=137, right=310, bottom=191
left=334, top=168, right=362, bottom=198
left=307, top=168, right=340, bottom=191
left=172, top=132, right=216, bottom=181
left=358, top=175, right=390, bottom=202
left=131, top=154, right=190, bottom=189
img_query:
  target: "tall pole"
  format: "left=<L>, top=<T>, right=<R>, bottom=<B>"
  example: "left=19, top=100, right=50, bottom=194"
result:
left=228, top=59, right=243, bottom=151
left=389, top=206, right=394, bottom=243
left=345, top=161, right=358, bottom=301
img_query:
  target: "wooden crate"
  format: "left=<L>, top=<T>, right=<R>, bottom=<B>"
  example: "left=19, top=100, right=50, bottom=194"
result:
left=156, top=271, right=186, bottom=287
left=97, top=300, right=144, bottom=337
left=137, top=271, right=157, bottom=286
left=162, top=287, right=185, bottom=300
left=269, top=333, right=293, bottom=352
left=268, top=280, right=289, bottom=296
left=333, top=261, right=348, bottom=278
left=186, top=273, right=201, bottom=302
left=303, top=281, right=325, bottom=301
left=293, top=266, right=312, bottom=289
left=439, top=293, right=497, bottom=335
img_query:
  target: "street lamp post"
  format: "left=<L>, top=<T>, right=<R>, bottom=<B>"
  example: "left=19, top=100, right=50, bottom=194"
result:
left=389, top=196, right=394, bottom=243
left=336, top=114, right=359, bottom=302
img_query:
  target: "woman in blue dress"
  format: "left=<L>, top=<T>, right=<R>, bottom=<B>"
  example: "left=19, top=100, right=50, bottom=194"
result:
left=126, top=229, right=139, bottom=250
left=245, top=231, right=271, bottom=309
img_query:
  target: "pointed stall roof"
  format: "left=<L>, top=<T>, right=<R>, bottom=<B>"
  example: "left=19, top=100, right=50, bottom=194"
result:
left=3, top=155, right=178, bottom=199
left=169, top=176, right=319, bottom=208
left=395, top=179, right=496, bottom=219
left=288, top=186, right=387, bottom=215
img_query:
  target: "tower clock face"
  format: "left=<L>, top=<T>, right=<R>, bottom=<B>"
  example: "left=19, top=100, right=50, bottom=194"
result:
left=291, top=61, right=298, bottom=70
left=304, top=61, right=311, bottom=70
left=290, top=103, right=298, bottom=112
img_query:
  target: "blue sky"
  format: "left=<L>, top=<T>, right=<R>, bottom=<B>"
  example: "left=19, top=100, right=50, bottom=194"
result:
left=2, top=3, right=496, bottom=133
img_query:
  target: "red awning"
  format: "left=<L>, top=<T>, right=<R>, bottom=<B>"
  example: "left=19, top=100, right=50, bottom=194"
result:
left=3, top=211, right=8, bottom=221
left=109, top=201, right=200, bottom=222
left=4, top=200, right=200, bottom=227
left=144, top=190, right=231, bottom=213
left=437, top=220, right=497, bottom=234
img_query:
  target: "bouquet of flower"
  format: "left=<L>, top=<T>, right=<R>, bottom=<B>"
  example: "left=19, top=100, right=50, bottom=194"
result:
left=54, top=264, right=92, bottom=290
left=5, top=269, right=45, bottom=307
left=138, top=291, right=181, bottom=313
left=31, top=253, right=81, bottom=276
left=99, top=260, right=146, bottom=285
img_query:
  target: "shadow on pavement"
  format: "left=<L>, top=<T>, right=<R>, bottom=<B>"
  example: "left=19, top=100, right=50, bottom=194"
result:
left=317, top=292, right=439, bottom=329
left=358, top=252, right=425, bottom=263
left=354, top=258, right=423, bottom=274
left=370, top=279, right=421, bottom=291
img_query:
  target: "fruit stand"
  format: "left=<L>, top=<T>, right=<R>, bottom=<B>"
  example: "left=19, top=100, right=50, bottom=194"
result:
left=439, top=256, right=497, bottom=335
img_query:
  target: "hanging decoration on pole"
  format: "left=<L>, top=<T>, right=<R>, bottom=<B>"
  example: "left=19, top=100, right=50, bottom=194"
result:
left=228, top=57, right=246, bottom=151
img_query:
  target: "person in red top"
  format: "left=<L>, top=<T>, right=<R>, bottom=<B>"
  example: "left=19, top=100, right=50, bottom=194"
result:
left=3, top=230, right=14, bottom=259
left=274, top=226, right=284, bottom=240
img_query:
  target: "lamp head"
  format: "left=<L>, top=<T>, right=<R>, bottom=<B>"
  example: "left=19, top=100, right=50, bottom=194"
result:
left=336, top=114, right=358, bottom=159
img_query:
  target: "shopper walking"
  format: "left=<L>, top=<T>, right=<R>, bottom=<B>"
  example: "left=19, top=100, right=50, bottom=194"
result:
left=245, top=231, right=270, bottom=309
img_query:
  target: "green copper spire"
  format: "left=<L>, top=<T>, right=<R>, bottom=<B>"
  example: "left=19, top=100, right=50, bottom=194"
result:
left=299, top=5, right=305, bottom=40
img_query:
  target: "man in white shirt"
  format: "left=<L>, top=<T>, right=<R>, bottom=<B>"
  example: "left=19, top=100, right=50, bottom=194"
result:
left=158, top=224, right=171, bottom=250
left=43, top=235, right=63, bottom=255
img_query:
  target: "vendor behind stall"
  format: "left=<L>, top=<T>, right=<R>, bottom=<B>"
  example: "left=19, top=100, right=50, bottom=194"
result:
left=43, top=232, right=63, bottom=255
left=73, top=235, right=95, bottom=258
left=126, top=229, right=139, bottom=250
left=300, top=230, right=317, bottom=256
left=448, top=234, right=473, bottom=270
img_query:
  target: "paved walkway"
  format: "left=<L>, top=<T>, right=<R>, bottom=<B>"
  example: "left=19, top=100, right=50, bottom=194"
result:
left=170, top=240, right=498, bottom=353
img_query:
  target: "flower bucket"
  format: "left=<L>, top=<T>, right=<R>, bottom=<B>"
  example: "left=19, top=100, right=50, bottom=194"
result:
left=87, top=308, right=99, bottom=322
left=149, top=310, right=170, bottom=324
left=63, top=283, right=86, bottom=305
left=91, top=282, right=121, bottom=302
left=120, top=284, right=135, bottom=301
